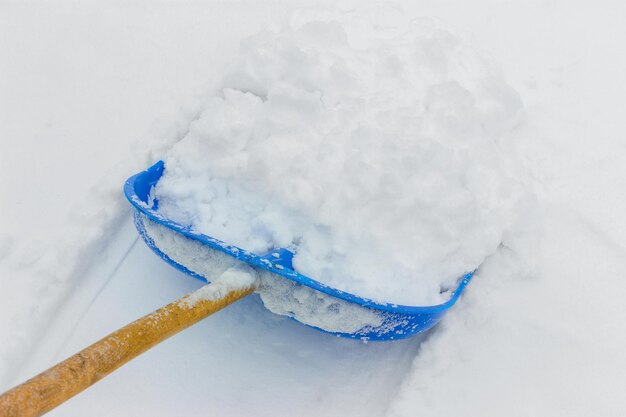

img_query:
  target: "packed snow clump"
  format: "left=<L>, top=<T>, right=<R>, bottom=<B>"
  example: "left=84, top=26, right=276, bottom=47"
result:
left=154, top=7, right=528, bottom=305
left=180, top=265, right=258, bottom=307
left=257, top=271, right=384, bottom=334
left=142, top=215, right=385, bottom=334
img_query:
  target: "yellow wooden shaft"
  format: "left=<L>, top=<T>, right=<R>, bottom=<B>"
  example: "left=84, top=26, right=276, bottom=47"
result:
left=0, top=283, right=255, bottom=417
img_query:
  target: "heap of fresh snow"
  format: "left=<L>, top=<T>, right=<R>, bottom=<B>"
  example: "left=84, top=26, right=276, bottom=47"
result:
left=154, top=8, right=527, bottom=305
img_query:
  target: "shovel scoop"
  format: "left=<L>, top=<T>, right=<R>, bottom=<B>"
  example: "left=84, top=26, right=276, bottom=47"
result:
left=127, top=161, right=474, bottom=341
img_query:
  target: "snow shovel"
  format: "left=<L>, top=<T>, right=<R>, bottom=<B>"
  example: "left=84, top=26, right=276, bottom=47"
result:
left=0, top=162, right=474, bottom=417
left=126, top=161, right=474, bottom=341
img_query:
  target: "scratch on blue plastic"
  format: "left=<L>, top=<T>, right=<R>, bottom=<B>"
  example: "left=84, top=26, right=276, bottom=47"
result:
left=124, top=161, right=475, bottom=340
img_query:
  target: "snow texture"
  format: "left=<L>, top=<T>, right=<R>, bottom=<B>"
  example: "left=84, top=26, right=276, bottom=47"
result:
left=257, top=270, right=384, bottom=334
left=143, top=216, right=240, bottom=279
left=143, top=215, right=384, bottom=334
left=154, top=7, right=529, bottom=306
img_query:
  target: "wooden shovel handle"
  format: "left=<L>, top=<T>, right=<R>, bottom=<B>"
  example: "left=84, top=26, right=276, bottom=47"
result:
left=0, top=281, right=256, bottom=417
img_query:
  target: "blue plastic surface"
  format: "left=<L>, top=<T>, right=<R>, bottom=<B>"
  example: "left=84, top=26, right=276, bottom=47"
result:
left=124, top=161, right=474, bottom=340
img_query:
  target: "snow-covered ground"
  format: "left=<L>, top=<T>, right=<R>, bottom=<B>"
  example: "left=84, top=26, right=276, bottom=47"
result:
left=1, top=1, right=625, bottom=416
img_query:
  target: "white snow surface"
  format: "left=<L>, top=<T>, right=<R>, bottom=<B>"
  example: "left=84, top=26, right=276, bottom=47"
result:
left=155, top=8, right=529, bottom=306
left=1, top=1, right=626, bottom=417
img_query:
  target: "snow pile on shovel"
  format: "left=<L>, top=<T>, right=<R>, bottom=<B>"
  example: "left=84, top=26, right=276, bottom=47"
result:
left=155, top=7, right=528, bottom=305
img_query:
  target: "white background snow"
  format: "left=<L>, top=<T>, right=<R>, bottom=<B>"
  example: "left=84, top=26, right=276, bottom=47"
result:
left=1, top=1, right=625, bottom=416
